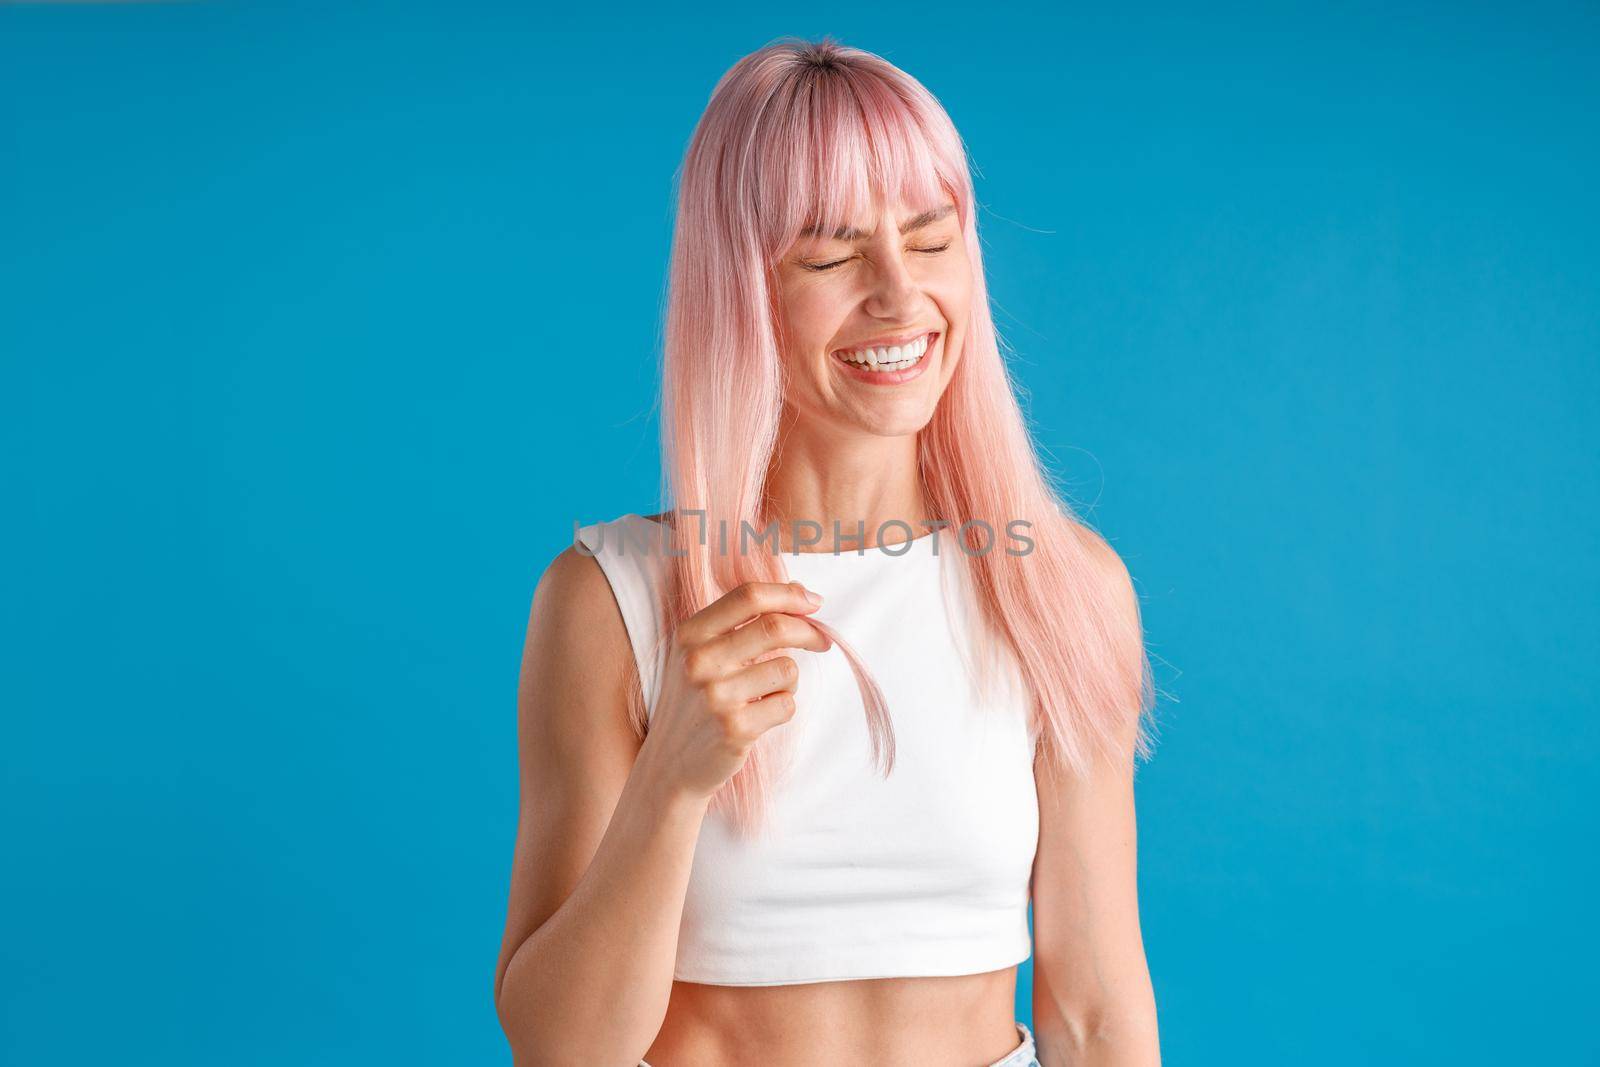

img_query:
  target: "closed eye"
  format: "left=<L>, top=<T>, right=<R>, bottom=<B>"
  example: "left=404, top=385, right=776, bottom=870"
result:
left=801, top=242, right=953, bottom=273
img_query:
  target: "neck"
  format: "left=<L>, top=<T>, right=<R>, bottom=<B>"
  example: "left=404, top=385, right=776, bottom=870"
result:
left=765, top=406, right=932, bottom=551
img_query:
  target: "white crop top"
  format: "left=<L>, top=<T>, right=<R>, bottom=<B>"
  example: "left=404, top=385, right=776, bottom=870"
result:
left=574, top=513, right=1040, bottom=987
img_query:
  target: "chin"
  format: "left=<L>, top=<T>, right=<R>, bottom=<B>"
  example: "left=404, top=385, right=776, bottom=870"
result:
left=845, top=405, right=938, bottom=439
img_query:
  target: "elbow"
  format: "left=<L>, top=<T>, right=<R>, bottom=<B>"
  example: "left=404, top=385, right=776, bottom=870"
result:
left=1032, top=967, right=1161, bottom=1063
left=493, top=952, right=526, bottom=1055
left=496, top=975, right=652, bottom=1067
left=1041, top=1002, right=1160, bottom=1052
left=497, top=992, right=572, bottom=1067
left=495, top=962, right=550, bottom=1066
left=1035, top=1007, right=1162, bottom=1067
left=501, top=1030, right=649, bottom=1067
left=498, top=1017, right=573, bottom=1067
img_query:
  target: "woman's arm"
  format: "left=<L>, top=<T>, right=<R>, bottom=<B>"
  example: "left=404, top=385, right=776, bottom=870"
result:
left=1029, top=537, right=1162, bottom=1066
left=492, top=547, right=828, bottom=1064
left=492, top=545, right=708, bottom=1065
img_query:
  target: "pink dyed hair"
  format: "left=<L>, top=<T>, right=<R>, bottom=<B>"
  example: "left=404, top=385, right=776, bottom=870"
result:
left=640, top=35, right=1157, bottom=837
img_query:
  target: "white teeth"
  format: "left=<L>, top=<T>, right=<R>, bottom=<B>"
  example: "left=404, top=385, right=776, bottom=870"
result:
left=836, top=332, right=931, bottom=370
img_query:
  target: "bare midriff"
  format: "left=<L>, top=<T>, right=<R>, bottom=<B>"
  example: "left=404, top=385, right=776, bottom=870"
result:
left=642, top=965, right=1022, bottom=1066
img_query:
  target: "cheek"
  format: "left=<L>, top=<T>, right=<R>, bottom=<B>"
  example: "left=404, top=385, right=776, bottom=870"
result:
left=783, top=292, right=844, bottom=361
left=931, top=264, right=972, bottom=376
left=935, top=258, right=974, bottom=315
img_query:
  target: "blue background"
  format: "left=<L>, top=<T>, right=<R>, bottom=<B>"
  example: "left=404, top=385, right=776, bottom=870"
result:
left=4, top=3, right=1596, bottom=1064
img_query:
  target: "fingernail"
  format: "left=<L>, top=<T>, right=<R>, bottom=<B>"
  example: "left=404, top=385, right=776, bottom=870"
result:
left=804, top=588, right=823, bottom=606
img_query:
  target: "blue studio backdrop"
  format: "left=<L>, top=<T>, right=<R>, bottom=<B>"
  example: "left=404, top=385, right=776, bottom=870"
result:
left=4, top=3, right=1596, bottom=1064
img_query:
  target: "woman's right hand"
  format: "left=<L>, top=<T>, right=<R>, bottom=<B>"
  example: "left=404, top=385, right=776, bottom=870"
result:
left=640, top=581, right=832, bottom=802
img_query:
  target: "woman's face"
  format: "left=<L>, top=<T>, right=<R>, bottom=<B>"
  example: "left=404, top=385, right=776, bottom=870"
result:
left=773, top=197, right=972, bottom=439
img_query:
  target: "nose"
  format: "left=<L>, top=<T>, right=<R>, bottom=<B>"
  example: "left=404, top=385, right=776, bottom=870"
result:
left=862, top=245, right=922, bottom=322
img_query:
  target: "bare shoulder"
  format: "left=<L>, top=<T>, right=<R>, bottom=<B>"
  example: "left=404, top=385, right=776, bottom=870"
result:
left=1067, top=519, right=1126, bottom=573
left=520, top=542, right=636, bottom=728
left=516, top=537, right=644, bottom=746
left=529, top=542, right=628, bottom=644
left=1068, top=521, right=1138, bottom=619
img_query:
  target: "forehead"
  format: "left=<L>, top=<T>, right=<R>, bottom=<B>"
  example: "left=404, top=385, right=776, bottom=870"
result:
left=799, top=201, right=957, bottom=242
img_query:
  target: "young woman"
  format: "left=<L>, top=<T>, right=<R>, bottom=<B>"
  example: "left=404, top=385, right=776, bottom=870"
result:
left=494, top=36, right=1162, bottom=1067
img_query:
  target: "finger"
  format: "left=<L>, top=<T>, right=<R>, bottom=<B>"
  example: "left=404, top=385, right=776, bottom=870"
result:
left=713, top=655, right=801, bottom=707
left=681, top=581, right=822, bottom=644
left=740, top=688, right=800, bottom=736
left=716, top=611, right=832, bottom=667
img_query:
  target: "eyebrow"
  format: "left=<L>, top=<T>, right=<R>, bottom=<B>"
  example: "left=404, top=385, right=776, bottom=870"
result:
left=800, top=202, right=956, bottom=241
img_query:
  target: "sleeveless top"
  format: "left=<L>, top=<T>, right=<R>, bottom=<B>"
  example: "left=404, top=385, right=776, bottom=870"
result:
left=574, top=512, right=1040, bottom=987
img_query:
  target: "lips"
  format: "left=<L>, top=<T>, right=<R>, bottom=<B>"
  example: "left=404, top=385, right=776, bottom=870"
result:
left=830, top=331, right=940, bottom=385
left=831, top=329, right=936, bottom=358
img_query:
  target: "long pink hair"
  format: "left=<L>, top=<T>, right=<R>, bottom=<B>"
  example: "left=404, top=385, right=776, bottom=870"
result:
left=640, top=36, right=1157, bottom=838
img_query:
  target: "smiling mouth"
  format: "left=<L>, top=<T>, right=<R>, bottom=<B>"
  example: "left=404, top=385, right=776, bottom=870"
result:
left=830, top=331, right=937, bottom=372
